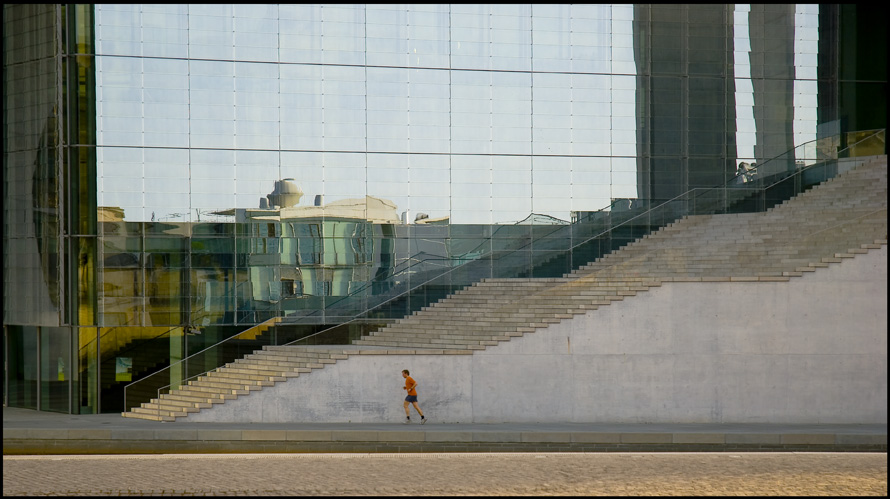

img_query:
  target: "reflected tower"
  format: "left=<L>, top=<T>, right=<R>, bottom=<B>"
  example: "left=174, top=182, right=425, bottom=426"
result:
left=633, top=4, right=740, bottom=203
left=748, top=4, right=797, bottom=167
left=633, top=4, right=800, bottom=201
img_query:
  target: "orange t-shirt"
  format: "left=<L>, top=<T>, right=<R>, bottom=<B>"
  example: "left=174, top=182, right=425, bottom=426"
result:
left=404, top=376, right=417, bottom=396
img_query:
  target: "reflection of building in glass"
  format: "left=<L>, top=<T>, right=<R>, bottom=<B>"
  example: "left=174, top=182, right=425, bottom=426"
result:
left=633, top=4, right=741, bottom=202
left=4, top=4, right=885, bottom=414
left=234, top=186, right=403, bottom=308
left=632, top=4, right=806, bottom=202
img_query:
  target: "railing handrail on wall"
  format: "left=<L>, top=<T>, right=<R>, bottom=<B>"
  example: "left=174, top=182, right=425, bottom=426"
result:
left=123, top=316, right=280, bottom=409
left=282, top=129, right=886, bottom=346
left=300, top=128, right=887, bottom=321
left=123, top=128, right=884, bottom=412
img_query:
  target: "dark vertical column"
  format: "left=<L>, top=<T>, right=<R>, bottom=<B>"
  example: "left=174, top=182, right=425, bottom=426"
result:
left=748, top=4, right=796, bottom=166
left=634, top=4, right=737, bottom=202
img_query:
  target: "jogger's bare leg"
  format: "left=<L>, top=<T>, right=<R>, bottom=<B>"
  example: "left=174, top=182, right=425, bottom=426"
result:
left=411, top=402, right=424, bottom=417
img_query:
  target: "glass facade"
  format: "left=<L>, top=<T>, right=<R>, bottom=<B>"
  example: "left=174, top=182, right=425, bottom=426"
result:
left=4, top=4, right=886, bottom=413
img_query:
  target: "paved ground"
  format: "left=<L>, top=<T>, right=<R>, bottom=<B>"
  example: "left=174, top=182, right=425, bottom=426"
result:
left=4, top=407, right=887, bottom=495
left=3, top=452, right=887, bottom=496
left=3, top=407, right=886, bottom=454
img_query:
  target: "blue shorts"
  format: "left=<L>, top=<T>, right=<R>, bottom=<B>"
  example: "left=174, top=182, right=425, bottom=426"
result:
left=405, top=395, right=418, bottom=403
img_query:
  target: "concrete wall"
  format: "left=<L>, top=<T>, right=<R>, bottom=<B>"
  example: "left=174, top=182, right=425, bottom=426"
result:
left=188, top=246, right=887, bottom=424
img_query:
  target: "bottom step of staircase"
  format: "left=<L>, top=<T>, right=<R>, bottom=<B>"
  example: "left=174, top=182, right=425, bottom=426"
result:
left=121, top=411, right=176, bottom=422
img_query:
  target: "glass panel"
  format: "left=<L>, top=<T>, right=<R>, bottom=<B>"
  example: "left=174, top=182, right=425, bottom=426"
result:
left=572, top=157, right=613, bottom=214
left=144, top=58, right=189, bottom=148
left=366, top=5, right=409, bottom=67
left=490, top=5, right=532, bottom=71
left=451, top=5, right=491, bottom=70
left=367, top=67, right=409, bottom=152
left=145, top=148, right=189, bottom=223
left=279, top=63, right=323, bottom=150
left=278, top=5, right=322, bottom=64
left=321, top=5, right=366, bottom=65
left=77, top=327, right=99, bottom=413
left=40, top=327, right=71, bottom=413
left=532, top=156, right=573, bottom=223
left=233, top=5, right=279, bottom=62
left=95, top=4, right=141, bottom=56
left=141, top=5, right=188, bottom=58
left=187, top=4, right=234, bottom=60
left=5, top=326, right=38, bottom=410
left=74, top=237, right=98, bottom=327
left=531, top=4, right=572, bottom=72
left=235, top=61, right=280, bottom=149
left=407, top=5, right=450, bottom=68
left=191, top=149, right=235, bottom=221
left=322, top=65, right=366, bottom=151
left=408, top=68, right=450, bottom=153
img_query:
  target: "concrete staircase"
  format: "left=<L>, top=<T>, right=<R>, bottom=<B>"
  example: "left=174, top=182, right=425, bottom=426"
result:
left=122, top=155, right=887, bottom=422
left=354, top=155, right=886, bottom=350
left=123, top=347, right=352, bottom=421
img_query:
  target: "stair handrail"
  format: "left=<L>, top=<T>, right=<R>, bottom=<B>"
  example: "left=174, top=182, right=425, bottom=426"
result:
left=122, top=128, right=884, bottom=414
left=279, top=129, right=886, bottom=347
left=123, top=316, right=280, bottom=411
left=122, top=243, right=514, bottom=411
left=115, top=296, right=221, bottom=411
left=281, top=217, right=557, bottom=323
left=259, top=128, right=885, bottom=326
left=280, top=251, right=464, bottom=322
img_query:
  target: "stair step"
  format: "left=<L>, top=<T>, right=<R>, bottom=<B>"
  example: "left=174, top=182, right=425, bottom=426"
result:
left=160, top=393, right=226, bottom=405
left=130, top=406, right=190, bottom=418
left=141, top=401, right=202, bottom=413
left=151, top=397, right=213, bottom=409
left=121, top=411, right=176, bottom=422
left=177, top=385, right=243, bottom=398
left=208, top=370, right=288, bottom=382
left=186, top=381, right=253, bottom=394
left=197, top=375, right=274, bottom=387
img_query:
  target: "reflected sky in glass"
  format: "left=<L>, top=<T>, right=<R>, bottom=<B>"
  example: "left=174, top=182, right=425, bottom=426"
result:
left=733, top=4, right=818, bottom=165
left=94, top=4, right=820, bottom=224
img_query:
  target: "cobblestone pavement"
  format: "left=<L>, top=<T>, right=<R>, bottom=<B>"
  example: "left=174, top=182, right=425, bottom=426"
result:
left=3, top=452, right=886, bottom=496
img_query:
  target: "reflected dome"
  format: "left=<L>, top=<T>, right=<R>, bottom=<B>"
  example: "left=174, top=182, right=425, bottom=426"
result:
left=266, top=178, right=303, bottom=208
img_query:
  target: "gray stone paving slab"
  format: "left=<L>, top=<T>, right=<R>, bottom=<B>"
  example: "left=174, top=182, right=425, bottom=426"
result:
left=838, top=434, right=887, bottom=445
left=196, top=429, right=243, bottom=440
left=383, top=431, right=425, bottom=442
left=109, top=429, right=155, bottom=440
left=331, top=430, right=380, bottom=441
left=726, top=433, right=782, bottom=444
left=673, top=433, right=725, bottom=444
left=473, top=431, right=522, bottom=442
left=426, top=431, right=474, bottom=442
left=621, top=433, right=673, bottom=444
left=285, top=430, right=332, bottom=441
left=521, top=431, right=572, bottom=443
left=781, top=433, right=838, bottom=445
left=571, top=432, right=621, bottom=443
